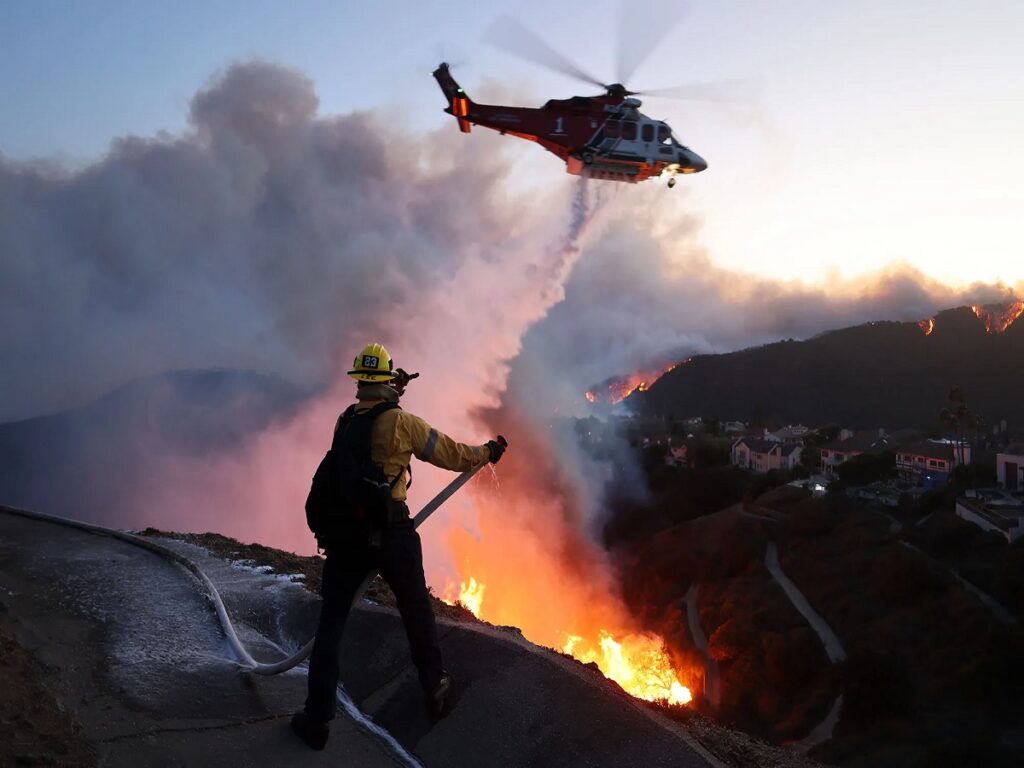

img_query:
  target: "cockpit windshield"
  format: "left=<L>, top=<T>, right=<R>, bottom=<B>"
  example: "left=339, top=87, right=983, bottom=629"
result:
left=659, top=123, right=684, bottom=148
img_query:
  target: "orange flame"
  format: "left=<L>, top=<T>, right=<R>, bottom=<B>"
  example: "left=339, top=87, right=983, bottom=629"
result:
left=918, top=317, right=935, bottom=336
left=585, top=362, right=680, bottom=406
left=563, top=631, right=692, bottom=705
left=441, top=576, right=486, bottom=618
left=441, top=407, right=697, bottom=711
left=444, top=568, right=693, bottom=705
left=971, top=301, right=1024, bottom=334
left=447, top=571, right=693, bottom=705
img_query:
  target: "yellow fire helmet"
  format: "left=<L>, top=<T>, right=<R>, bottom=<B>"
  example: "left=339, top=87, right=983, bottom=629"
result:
left=347, top=342, right=396, bottom=382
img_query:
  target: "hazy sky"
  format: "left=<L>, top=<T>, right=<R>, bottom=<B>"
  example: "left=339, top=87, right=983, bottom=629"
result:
left=2, top=0, right=1022, bottom=288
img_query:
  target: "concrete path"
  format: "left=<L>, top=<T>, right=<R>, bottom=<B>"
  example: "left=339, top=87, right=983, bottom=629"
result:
left=899, top=541, right=1017, bottom=626
left=685, top=585, right=720, bottom=708
left=763, top=542, right=845, bottom=752
left=0, top=508, right=720, bottom=768
left=764, top=543, right=846, bottom=663
left=791, top=695, right=844, bottom=754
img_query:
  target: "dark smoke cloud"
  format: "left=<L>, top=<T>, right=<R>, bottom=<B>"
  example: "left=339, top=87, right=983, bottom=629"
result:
left=0, top=60, right=610, bottom=552
left=0, top=61, right=557, bottom=423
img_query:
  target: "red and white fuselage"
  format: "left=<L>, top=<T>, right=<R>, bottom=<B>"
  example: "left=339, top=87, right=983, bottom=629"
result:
left=433, top=63, right=706, bottom=185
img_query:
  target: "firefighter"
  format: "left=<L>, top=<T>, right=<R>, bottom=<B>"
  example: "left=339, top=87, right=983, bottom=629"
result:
left=292, top=342, right=506, bottom=750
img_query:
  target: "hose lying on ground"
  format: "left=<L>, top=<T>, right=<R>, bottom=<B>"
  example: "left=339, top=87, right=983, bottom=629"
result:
left=0, top=460, right=492, bottom=675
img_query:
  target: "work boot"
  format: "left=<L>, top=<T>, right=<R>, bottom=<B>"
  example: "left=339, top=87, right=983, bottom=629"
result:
left=291, top=711, right=329, bottom=750
left=427, top=672, right=452, bottom=719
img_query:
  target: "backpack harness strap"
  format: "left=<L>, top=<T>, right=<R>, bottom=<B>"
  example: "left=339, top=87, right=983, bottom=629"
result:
left=333, top=401, right=410, bottom=505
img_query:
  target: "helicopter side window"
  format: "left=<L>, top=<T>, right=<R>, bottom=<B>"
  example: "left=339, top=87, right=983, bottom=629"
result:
left=641, top=124, right=654, bottom=142
left=621, top=121, right=637, bottom=140
left=658, top=124, right=672, bottom=144
left=604, top=120, right=621, bottom=139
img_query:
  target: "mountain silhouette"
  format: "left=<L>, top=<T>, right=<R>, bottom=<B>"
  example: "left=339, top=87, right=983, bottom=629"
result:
left=633, top=305, right=1024, bottom=429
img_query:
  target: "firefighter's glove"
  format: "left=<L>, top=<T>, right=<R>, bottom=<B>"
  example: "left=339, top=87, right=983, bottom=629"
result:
left=486, top=437, right=507, bottom=464
left=392, top=368, right=419, bottom=396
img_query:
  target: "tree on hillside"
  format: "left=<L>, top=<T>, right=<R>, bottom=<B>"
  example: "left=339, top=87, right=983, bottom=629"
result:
left=836, top=451, right=897, bottom=487
left=940, top=386, right=974, bottom=467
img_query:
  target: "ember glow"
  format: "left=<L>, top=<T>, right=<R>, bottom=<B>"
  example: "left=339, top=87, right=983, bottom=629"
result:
left=918, top=317, right=935, bottom=336
left=584, top=362, right=680, bottom=405
left=971, top=301, right=1024, bottom=334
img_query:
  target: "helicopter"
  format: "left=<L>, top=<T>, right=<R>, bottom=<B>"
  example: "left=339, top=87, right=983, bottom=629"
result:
left=432, top=16, right=728, bottom=187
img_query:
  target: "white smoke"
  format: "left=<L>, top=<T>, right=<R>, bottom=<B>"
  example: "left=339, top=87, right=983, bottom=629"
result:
left=511, top=207, right=1023, bottom=417
left=0, top=61, right=571, bottom=423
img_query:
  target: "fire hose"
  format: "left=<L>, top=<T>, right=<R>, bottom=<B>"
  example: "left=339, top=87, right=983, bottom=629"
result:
left=0, top=451, right=500, bottom=676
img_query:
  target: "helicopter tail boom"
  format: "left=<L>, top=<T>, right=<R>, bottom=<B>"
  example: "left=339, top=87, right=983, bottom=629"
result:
left=433, top=62, right=473, bottom=133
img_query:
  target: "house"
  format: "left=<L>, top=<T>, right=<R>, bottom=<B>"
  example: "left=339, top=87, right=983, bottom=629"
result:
left=665, top=444, right=688, bottom=467
left=766, top=424, right=810, bottom=443
left=896, top=441, right=970, bottom=489
left=996, top=445, right=1024, bottom=491
left=820, top=434, right=893, bottom=478
left=956, top=494, right=1024, bottom=543
left=732, top=438, right=803, bottom=474
left=775, top=443, right=803, bottom=471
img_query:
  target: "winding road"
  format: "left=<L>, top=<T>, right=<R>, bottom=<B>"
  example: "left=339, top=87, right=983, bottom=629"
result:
left=685, top=584, right=721, bottom=708
left=763, top=541, right=846, bottom=751
left=764, top=542, right=846, bottom=663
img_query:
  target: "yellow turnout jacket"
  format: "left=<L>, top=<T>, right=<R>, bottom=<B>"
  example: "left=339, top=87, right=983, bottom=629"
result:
left=335, top=400, right=489, bottom=501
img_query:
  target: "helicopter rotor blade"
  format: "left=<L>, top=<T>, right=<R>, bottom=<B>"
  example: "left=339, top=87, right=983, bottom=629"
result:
left=485, top=15, right=608, bottom=91
left=634, top=79, right=760, bottom=104
left=616, top=0, right=689, bottom=85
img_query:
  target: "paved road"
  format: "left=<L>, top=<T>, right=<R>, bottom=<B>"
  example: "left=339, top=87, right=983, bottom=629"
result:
left=898, top=540, right=1017, bottom=627
left=684, top=585, right=720, bottom=708
left=763, top=542, right=845, bottom=752
left=0, top=508, right=720, bottom=768
left=764, top=543, right=846, bottom=664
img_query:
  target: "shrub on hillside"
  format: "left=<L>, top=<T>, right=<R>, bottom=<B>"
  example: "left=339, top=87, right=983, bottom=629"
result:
left=708, top=617, right=754, bottom=663
left=762, top=627, right=821, bottom=691
left=869, top=548, right=947, bottom=606
left=785, top=502, right=834, bottom=537
left=715, top=528, right=761, bottom=577
left=994, top=540, right=1024, bottom=615
left=839, top=648, right=913, bottom=723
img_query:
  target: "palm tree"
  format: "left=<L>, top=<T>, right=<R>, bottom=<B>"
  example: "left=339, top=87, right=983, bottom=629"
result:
left=939, top=386, right=972, bottom=468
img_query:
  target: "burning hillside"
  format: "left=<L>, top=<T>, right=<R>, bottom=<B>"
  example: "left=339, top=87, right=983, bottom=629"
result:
left=440, top=405, right=696, bottom=708
left=444, top=571, right=692, bottom=705
left=917, top=317, right=935, bottom=336
left=971, top=300, right=1024, bottom=334
left=585, top=362, right=681, bottom=405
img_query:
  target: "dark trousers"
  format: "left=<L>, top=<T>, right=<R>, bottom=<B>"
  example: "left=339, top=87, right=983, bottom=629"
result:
left=304, top=523, right=444, bottom=723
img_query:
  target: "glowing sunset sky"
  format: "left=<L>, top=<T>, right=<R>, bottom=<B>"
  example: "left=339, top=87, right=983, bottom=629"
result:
left=1, top=0, right=1021, bottom=288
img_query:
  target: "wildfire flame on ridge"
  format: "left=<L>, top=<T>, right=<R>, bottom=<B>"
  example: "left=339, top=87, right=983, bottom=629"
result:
left=445, top=574, right=692, bottom=706
left=971, top=301, right=1024, bottom=334
left=918, top=317, right=935, bottom=336
left=563, top=631, right=693, bottom=705
left=585, top=362, right=681, bottom=406
left=442, top=577, right=486, bottom=618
